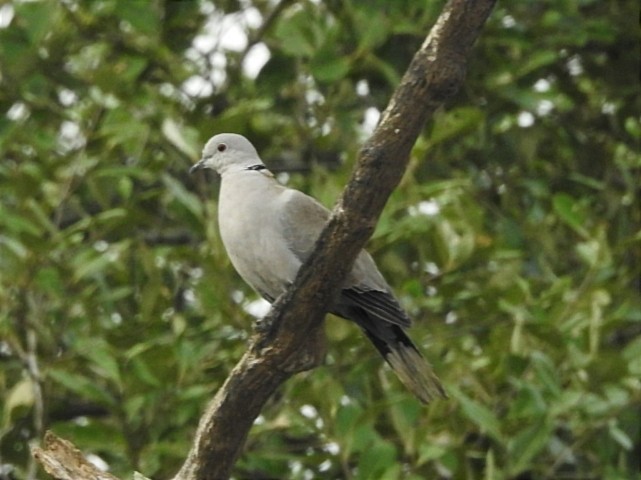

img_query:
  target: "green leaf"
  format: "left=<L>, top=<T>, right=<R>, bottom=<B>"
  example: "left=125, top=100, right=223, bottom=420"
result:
left=114, top=55, right=149, bottom=83
left=14, top=2, right=58, bottom=44
left=388, top=396, right=420, bottom=451
left=623, top=336, right=641, bottom=375
left=162, top=118, right=200, bottom=159
left=417, top=443, right=447, bottom=465
left=275, top=8, right=317, bottom=57
left=0, top=204, right=42, bottom=237
left=72, top=248, right=113, bottom=281
left=575, top=239, right=602, bottom=267
left=608, top=420, right=633, bottom=450
left=35, top=267, right=63, bottom=295
left=507, top=419, right=552, bottom=475
left=514, top=50, right=558, bottom=78
left=357, top=438, right=397, bottom=480
left=129, top=356, right=162, bottom=387
left=115, top=0, right=160, bottom=36
left=100, top=107, right=151, bottom=151
left=163, top=173, right=203, bottom=220
left=530, top=351, right=562, bottom=397
left=310, top=54, right=351, bottom=83
left=0, top=32, right=32, bottom=76
left=95, top=166, right=154, bottom=182
left=47, top=369, right=116, bottom=406
left=335, top=402, right=362, bottom=437
left=3, top=379, right=35, bottom=425
left=0, top=234, right=28, bottom=260
left=553, top=193, right=588, bottom=237
left=77, top=339, right=122, bottom=386
left=353, top=9, right=389, bottom=51
left=429, top=107, right=484, bottom=146
left=449, top=387, right=503, bottom=442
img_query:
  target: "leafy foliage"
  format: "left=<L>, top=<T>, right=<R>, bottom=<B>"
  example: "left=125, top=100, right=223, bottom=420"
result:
left=0, top=1, right=639, bottom=479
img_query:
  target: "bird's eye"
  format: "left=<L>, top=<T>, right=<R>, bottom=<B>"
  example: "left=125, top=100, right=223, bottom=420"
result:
left=217, top=143, right=227, bottom=152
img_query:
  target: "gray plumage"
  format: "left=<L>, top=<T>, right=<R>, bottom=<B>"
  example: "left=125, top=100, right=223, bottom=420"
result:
left=190, top=133, right=445, bottom=404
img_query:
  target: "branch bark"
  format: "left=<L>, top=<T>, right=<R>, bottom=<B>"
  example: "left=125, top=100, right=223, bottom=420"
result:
left=32, top=432, right=121, bottom=480
left=174, top=2, right=496, bottom=479
left=32, top=1, right=496, bottom=479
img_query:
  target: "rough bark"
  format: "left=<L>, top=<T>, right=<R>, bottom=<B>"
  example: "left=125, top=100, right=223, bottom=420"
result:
left=32, top=431, right=122, bottom=480
left=32, top=1, right=496, bottom=479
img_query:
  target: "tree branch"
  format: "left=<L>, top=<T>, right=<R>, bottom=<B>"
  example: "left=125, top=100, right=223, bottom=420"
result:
left=32, top=432, right=121, bottom=480
left=173, top=1, right=496, bottom=479
left=32, top=1, right=496, bottom=479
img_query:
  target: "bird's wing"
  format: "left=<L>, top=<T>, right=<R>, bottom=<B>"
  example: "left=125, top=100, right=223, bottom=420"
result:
left=339, top=287, right=411, bottom=327
left=278, top=189, right=331, bottom=261
left=279, top=188, right=411, bottom=328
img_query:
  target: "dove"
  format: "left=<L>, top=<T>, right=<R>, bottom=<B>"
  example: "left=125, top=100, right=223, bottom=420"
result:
left=190, top=133, right=445, bottom=403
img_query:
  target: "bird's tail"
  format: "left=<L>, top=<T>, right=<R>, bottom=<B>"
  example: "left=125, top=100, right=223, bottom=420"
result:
left=361, top=323, right=446, bottom=404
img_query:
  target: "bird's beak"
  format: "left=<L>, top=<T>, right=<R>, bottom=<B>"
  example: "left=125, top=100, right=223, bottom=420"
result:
left=189, top=159, right=206, bottom=174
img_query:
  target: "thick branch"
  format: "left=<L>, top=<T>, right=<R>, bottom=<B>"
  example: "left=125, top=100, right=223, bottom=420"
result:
left=174, top=1, right=496, bottom=480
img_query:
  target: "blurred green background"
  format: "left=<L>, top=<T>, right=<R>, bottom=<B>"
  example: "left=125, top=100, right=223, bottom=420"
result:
left=0, top=1, right=639, bottom=479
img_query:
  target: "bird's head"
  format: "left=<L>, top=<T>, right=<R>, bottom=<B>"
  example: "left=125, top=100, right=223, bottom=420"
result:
left=190, top=133, right=265, bottom=176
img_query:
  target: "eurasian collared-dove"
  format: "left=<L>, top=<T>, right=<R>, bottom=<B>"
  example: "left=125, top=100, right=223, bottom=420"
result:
left=190, top=133, right=445, bottom=404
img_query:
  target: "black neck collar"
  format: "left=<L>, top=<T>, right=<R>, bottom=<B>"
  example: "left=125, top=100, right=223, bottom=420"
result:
left=246, top=164, right=267, bottom=171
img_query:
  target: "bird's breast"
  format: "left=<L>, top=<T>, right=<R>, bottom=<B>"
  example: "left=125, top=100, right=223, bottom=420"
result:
left=217, top=176, right=301, bottom=300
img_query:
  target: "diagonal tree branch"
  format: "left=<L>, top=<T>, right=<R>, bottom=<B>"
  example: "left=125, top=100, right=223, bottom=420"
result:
left=32, top=1, right=496, bottom=479
left=173, top=1, right=496, bottom=479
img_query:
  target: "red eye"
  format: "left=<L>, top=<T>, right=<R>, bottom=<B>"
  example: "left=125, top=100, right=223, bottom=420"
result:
left=217, top=143, right=227, bottom=152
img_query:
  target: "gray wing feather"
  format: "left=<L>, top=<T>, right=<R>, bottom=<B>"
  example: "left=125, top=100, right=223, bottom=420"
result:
left=279, top=190, right=329, bottom=261
left=279, top=189, right=410, bottom=328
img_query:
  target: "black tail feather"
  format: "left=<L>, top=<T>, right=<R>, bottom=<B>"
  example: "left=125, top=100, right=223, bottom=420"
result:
left=334, top=301, right=446, bottom=404
left=360, top=321, right=446, bottom=404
